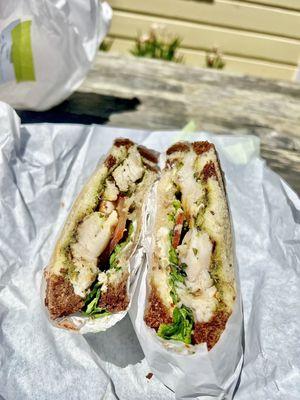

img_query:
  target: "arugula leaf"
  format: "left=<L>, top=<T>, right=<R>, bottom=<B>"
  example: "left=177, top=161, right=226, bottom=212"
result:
left=168, top=198, right=181, bottom=224
left=84, top=307, right=111, bottom=319
left=167, top=213, right=175, bottom=222
left=169, top=285, right=179, bottom=303
left=168, top=239, right=187, bottom=304
left=170, top=265, right=186, bottom=282
left=109, top=222, right=134, bottom=270
left=168, top=264, right=187, bottom=305
left=109, top=243, right=123, bottom=270
left=169, top=246, right=179, bottom=265
left=172, top=199, right=181, bottom=211
left=83, top=282, right=110, bottom=319
left=157, top=306, right=194, bottom=344
left=84, top=282, right=101, bottom=306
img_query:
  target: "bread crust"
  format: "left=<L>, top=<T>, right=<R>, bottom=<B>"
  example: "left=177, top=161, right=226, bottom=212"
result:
left=138, top=145, right=159, bottom=164
left=144, top=286, right=173, bottom=329
left=166, top=142, right=190, bottom=155
left=45, top=273, right=84, bottom=319
left=98, top=273, right=129, bottom=312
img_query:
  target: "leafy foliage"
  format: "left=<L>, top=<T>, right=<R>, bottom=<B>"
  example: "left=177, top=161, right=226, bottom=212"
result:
left=100, top=38, right=114, bottom=52
left=131, top=24, right=183, bottom=63
left=206, top=46, right=225, bottom=69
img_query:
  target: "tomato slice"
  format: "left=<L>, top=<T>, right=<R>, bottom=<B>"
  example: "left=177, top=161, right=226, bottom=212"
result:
left=172, top=212, right=184, bottom=248
left=108, top=196, right=127, bottom=254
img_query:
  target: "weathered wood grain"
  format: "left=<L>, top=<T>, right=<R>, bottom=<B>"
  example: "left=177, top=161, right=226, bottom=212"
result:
left=75, top=53, right=300, bottom=193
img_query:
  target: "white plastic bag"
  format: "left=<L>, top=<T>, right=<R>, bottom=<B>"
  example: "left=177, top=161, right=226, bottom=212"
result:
left=0, top=0, right=112, bottom=111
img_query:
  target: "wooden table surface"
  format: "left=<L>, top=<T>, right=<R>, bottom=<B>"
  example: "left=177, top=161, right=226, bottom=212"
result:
left=18, top=52, right=300, bottom=193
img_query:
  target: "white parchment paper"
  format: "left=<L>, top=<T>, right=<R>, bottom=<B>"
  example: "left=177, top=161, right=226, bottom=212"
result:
left=0, top=102, right=299, bottom=399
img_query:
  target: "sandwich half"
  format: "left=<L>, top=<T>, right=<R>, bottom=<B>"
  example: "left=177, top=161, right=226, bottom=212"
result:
left=144, top=141, right=236, bottom=350
left=45, top=138, right=159, bottom=331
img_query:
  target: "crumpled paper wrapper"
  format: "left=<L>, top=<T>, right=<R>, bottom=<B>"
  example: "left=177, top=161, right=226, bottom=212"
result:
left=0, top=102, right=299, bottom=399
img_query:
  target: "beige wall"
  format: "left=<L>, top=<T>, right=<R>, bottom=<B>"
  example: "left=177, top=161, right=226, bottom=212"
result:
left=107, top=0, right=300, bottom=80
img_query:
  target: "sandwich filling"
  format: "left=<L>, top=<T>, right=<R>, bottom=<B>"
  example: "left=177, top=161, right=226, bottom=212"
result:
left=46, top=139, right=159, bottom=321
left=144, top=141, right=236, bottom=350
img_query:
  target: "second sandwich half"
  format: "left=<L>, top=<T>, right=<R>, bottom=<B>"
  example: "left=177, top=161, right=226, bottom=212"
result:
left=144, top=141, right=236, bottom=350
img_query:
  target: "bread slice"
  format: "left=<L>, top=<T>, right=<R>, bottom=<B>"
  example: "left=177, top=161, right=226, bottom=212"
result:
left=44, top=138, right=159, bottom=330
left=144, top=141, right=236, bottom=350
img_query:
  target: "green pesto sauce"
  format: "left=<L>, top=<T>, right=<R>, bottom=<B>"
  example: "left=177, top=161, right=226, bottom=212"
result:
left=193, top=180, right=226, bottom=311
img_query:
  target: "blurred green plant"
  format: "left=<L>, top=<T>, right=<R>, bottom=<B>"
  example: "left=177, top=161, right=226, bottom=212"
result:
left=100, top=38, right=113, bottom=52
left=131, top=24, right=183, bottom=63
left=206, top=46, right=225, bottom=69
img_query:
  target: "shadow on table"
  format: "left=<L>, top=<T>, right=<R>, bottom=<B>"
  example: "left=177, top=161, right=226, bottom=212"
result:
left=16, top=92, right=141, bottom=124
left=84, top=314, right=144, bottom=368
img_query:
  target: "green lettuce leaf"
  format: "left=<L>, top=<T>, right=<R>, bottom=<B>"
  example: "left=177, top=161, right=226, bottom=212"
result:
left=157, top=306, right=194, bottom=344
left=167, top=213, right=175, bottom=222
left=169, top=246, right=179, bottom=265
left=168, top=241, right=187, bottom=305
left=110, top=222, right=134, bottom=270
left=170, top=265, right=186, bottom=283
left=83, top=282, right=110, bottom=319
left=172, top=199, right=181, bottom=211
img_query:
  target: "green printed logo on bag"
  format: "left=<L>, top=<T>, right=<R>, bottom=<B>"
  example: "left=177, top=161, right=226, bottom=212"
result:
left=0, top=19, right=35, bottom=83
left=11, top=21, right=35, bottom=82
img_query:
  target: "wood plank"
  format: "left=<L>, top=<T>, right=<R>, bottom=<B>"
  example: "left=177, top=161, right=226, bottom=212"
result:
left=109, top=11, right=300, bottom=65
left=110, top=0, right=300, bottom=40
left=236, top=0, right=300, bottom=11
left=78, top=53, right=300, bottom=193
left=109, top=37, right=296, bottom=80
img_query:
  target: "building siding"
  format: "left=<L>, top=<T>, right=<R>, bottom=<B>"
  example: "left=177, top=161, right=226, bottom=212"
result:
left=107, top=0, right=300, bottom=80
